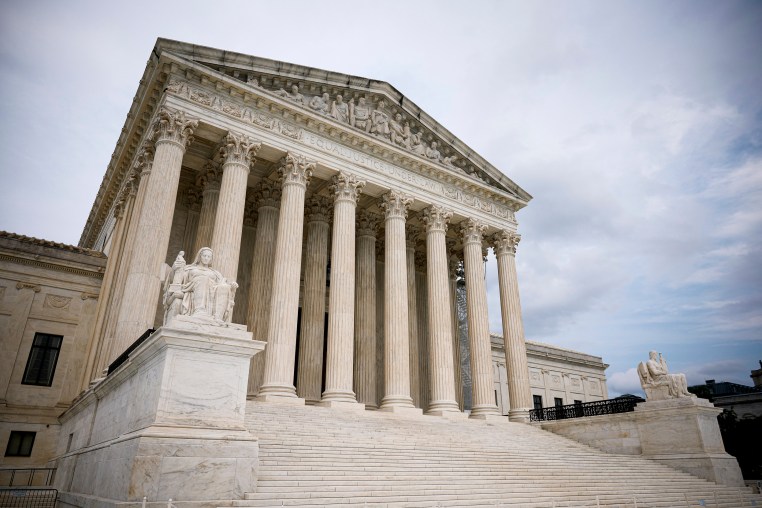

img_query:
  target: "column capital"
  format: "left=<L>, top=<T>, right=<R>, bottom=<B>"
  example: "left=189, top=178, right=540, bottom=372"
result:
left=491, top=230, right=521, bottom=256
left=460, top=218, right=487, bottom=246
left=357, top=209, right=381, bottom=237
left=305, top=195, right=332, bottom=224
left=184, top=186, right=202, bottom=212
left=133, top=142, right=155, bottom=180
left=219, top=131, right=261, bottom=168
left=113, top=189, right=128, bottom=219
left=278, top=152, right=315, bottom=189
left=254, top=179, right=282, bottom=209
left=330, top=171, right=366, bottom=204
left=380, top=190, right=413, bottom=220
left=414, top=251, right=427, bottom=272
left=422, top=205, right=453, bottom=233
left=197, top=161, right=222, bottom=193
left=152, top=107, right=198, bottom=148
left=406, top=223, right=422, bottom=250
left=243, top=199, right=258, bottom=227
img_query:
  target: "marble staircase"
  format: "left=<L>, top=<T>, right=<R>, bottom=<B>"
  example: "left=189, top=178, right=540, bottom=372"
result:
left=237, top=401, right=761, bottom=508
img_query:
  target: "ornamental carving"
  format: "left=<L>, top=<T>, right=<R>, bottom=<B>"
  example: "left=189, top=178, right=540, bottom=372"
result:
left=80, top=292, right=99, bottom=301
left=491, top=230, right=521, bottom=256
left=460, top=218, right=487, bottom=245
left=219, top=132, right=261, bottom=167
left=380, top=190, right=413, bottom=220
left=16, top=282, right=41, bottom=293
left=330, top=172, right=366, bottom=204
left=197, top=162, right=222, bottom=193
left=44, top=294, right=72, bottom=310
left=414, top=251, right=427, bottom=272
left=243, top=199, right=258, bottom=227
left=356, top=209, right=380, bottom=237
left=305, top=195, right=332, bottom=223
left=254, top=179, right=281, bottom=209
left=422, top=205, right=453, bottom=233
left=152, top=107, right=198, bottom=148
left=278, top=153, right=315, bottom=188
left=405, top=224, right=422, bottom=250
left=134, top=143, right=155, bottom=178
left=184, top=186, right=202, bottom=212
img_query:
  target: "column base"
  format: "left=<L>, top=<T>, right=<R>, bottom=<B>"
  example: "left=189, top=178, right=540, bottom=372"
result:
left=508, top=408, right=532, bottom=423
left=427, top=400, right=461, bottom=413
left=318, top=400, right=366, bottom=411
left=470, top=404, right=504, bottom=420
left=379, top=405, right=424, bottom=416
left=254, top=393, right=305, bottom=405
left=426, top=409, right=468, bottom=420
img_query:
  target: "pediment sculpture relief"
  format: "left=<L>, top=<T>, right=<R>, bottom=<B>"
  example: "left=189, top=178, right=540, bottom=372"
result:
left=637, top=350, right=695, bottom=401
left=163, top=248, right=238, bottom=326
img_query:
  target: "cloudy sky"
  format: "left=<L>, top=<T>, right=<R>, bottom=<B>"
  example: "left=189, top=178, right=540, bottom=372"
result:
left=1, top=1, right=760, bottom=396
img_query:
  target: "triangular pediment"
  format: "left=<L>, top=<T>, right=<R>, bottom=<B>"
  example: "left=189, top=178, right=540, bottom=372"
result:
left=155, top=38, right=531, bottom=204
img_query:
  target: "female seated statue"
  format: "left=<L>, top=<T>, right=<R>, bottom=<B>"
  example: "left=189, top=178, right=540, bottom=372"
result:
left=163, top=247, right=238, bottom=325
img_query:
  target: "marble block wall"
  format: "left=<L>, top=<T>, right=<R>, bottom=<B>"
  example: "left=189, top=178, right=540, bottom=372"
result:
left=539, top=397, right=744, bottom=487
left=53, top=319, right=264, bottom=508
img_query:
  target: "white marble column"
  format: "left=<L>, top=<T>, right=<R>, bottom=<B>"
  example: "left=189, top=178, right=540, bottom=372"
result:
left=460, top=218, right=500, bottom=419
left=210, top=132, right=261, bottom=281
left=405, top=226, right=421, bottom=408
left=296, top=196, right=331, bottom=404
left=375, top=242, right=385, bottom=406
left=246, top=180, right=280, bottom=396
left=321, top=172, right=365, bottom=408
left=422, top=206, right=461, bottom=415
left=112, top=107, right=197, bottom=355
left=193, top=162, right=221, bottom=255
left=232, top=200, right=257, bottom=325
left=492, top=230, right=533, bottom=422
left=379, top=190, right=419, bottom=413
left=182, top=186, right=201, bottom=256
left=354, top=210, right=379, bottom=409
left=257, top=153, right=314, bottom=403
left=415, top=252, right=431, bottom=412
left=448, top=243, right=464, bottom=410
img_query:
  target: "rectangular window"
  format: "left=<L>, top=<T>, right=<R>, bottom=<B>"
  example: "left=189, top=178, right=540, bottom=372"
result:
left=5, top=431, right=36, bottom=457
left=22, top=333, right=63, bottom=387
left=554, top=397, right=564, bottom=408
left=574, top=400, right=583, bottom=405
left=533, top=395, right=543, bottom=410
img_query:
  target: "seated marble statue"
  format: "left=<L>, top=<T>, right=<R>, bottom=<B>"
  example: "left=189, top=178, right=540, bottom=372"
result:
left=637, top=351, right=694, bottom=401
left=163, top=248, right=238, bottom=325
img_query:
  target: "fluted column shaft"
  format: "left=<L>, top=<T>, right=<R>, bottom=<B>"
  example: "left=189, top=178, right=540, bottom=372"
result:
left=113, top=108, right=197, bottom=355
left=322, top=173, right=365, bottom=405
left=406, top=235, right=421, bottom=408
left=379, top=190, right=416, bottom=410
left=246, top=181, right=280, bottom=396
left=448, top=249, right=464, bottom=409
left=461, top=218, right=500, bottom=418
left=415, top=258, right=430, bottom=411
left=493, top=231, right=533, bottom=421
left=422, top=206, right=460, bottom=414
left=296, top=197, right=331, bottom=403
left=193, top=163, right=220, bottom=255
left=210, top=133, right=260, bottom=281
left=354, top=211, right=379, bottom=408
left=258, top=154, right=314, bottom=402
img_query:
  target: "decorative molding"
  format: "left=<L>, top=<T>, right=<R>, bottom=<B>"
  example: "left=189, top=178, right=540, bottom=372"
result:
left=16, top=282, right=41, bottom=293
left=151, top=107, right=198, bottom=148
left=44, top=294, right=72, bottom=310
left=80, top=292, right=99, bottom=301
left=380, top=190, right=413, bottom=220
left=330, top=172, right=365, bottom=204
left=0, top=254, right=105, bottom=279
left=277, top=152, right=314, bottom=189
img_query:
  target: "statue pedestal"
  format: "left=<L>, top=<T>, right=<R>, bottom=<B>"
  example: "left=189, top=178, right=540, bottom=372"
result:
left=635, top=397, right=744, bottom=487
left=54, top=321, right=265, bottom=507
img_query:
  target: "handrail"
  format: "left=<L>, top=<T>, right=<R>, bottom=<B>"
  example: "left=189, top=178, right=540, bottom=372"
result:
left=0, top=468, right=56, bottom=487
left=529, top=396, right=645, bottom=422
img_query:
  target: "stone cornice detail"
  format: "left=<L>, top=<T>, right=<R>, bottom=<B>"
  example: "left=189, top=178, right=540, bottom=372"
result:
left=422, top=205, right=453, bottom=234
left=305, top=195, right=332, bottom=224
left=460, top=218, right=486, bottom=246
left=330, top=172, right=365, bottom=205
left=356, top=210, right=381, bottom=238
left=380, top=190, right=413, bottom=220
left=491, top=230, right=521, bottom=256
left=219, top=131, right=261, bottom=168
left=278, top=152, right=314, bottom=189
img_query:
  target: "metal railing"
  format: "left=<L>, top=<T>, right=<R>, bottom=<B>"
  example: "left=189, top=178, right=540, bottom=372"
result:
left=0, top=488, right=57, bottom=508
left=529, top=396, right=645, bottom=422
left=0, top=469, right=55, bottom=488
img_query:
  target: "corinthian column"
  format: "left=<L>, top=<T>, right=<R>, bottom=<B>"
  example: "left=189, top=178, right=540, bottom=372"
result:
left=460, top=218, right=500, bottom=419
left=210, top=132, right=261, bottom=281
left=415, top=252, right=431, bottom=411
left=193, top=162, right=221, bottom=255
left=113, top=107, right=198, bottom=355
left=406, top=226, right=421, bottom=408
left=492, top=230, right=532, bottom=422
left=257, top=153, right=314, bottom=403
left=246, top=180, right=280, bottom=396
left=448, top=242, right=464, bottom=409
left=379, top=190, right=420, bottom=413
left=321, top=172, right=366, bottom=408
left=296, top=196, right=331, bottom=404
left=422, top=206, right=462, bottom=416
left=354, top=210, right=379, bottom=408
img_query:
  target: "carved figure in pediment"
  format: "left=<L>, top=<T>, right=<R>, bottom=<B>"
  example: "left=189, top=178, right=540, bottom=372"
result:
left=309, top=93, right=330, bottom=115
left=247, top=76, right=261, bottom=87
left=330, top=95, right=349, bottom=123
left=276, top=84, right=305, bottom=105
left=350, top=97, right=372, bottom=132
left=163, top=248, right=238, bottom=325
left=389, top=113, right=409, bottom=148
left=443, top=155, right=458, bottom=168
left=426, top=141, right=442, bottom=161
left=637, top=351, right=695, bottom=401
left=370, top=100, right=391, bottom=139
left=410, top=131, right=426, bottom=156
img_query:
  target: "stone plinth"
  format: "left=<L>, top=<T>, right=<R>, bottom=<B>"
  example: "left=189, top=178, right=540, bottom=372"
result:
left=53, top=319, right=265, bottom=507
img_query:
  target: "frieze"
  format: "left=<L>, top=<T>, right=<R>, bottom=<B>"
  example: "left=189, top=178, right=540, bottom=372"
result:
left=166, top=77, right=517, bottom=224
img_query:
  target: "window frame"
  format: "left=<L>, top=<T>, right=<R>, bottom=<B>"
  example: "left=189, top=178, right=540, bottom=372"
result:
left=5, top=431, right=36, bottom=457
left=21, top=332, right=63, bottom=387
